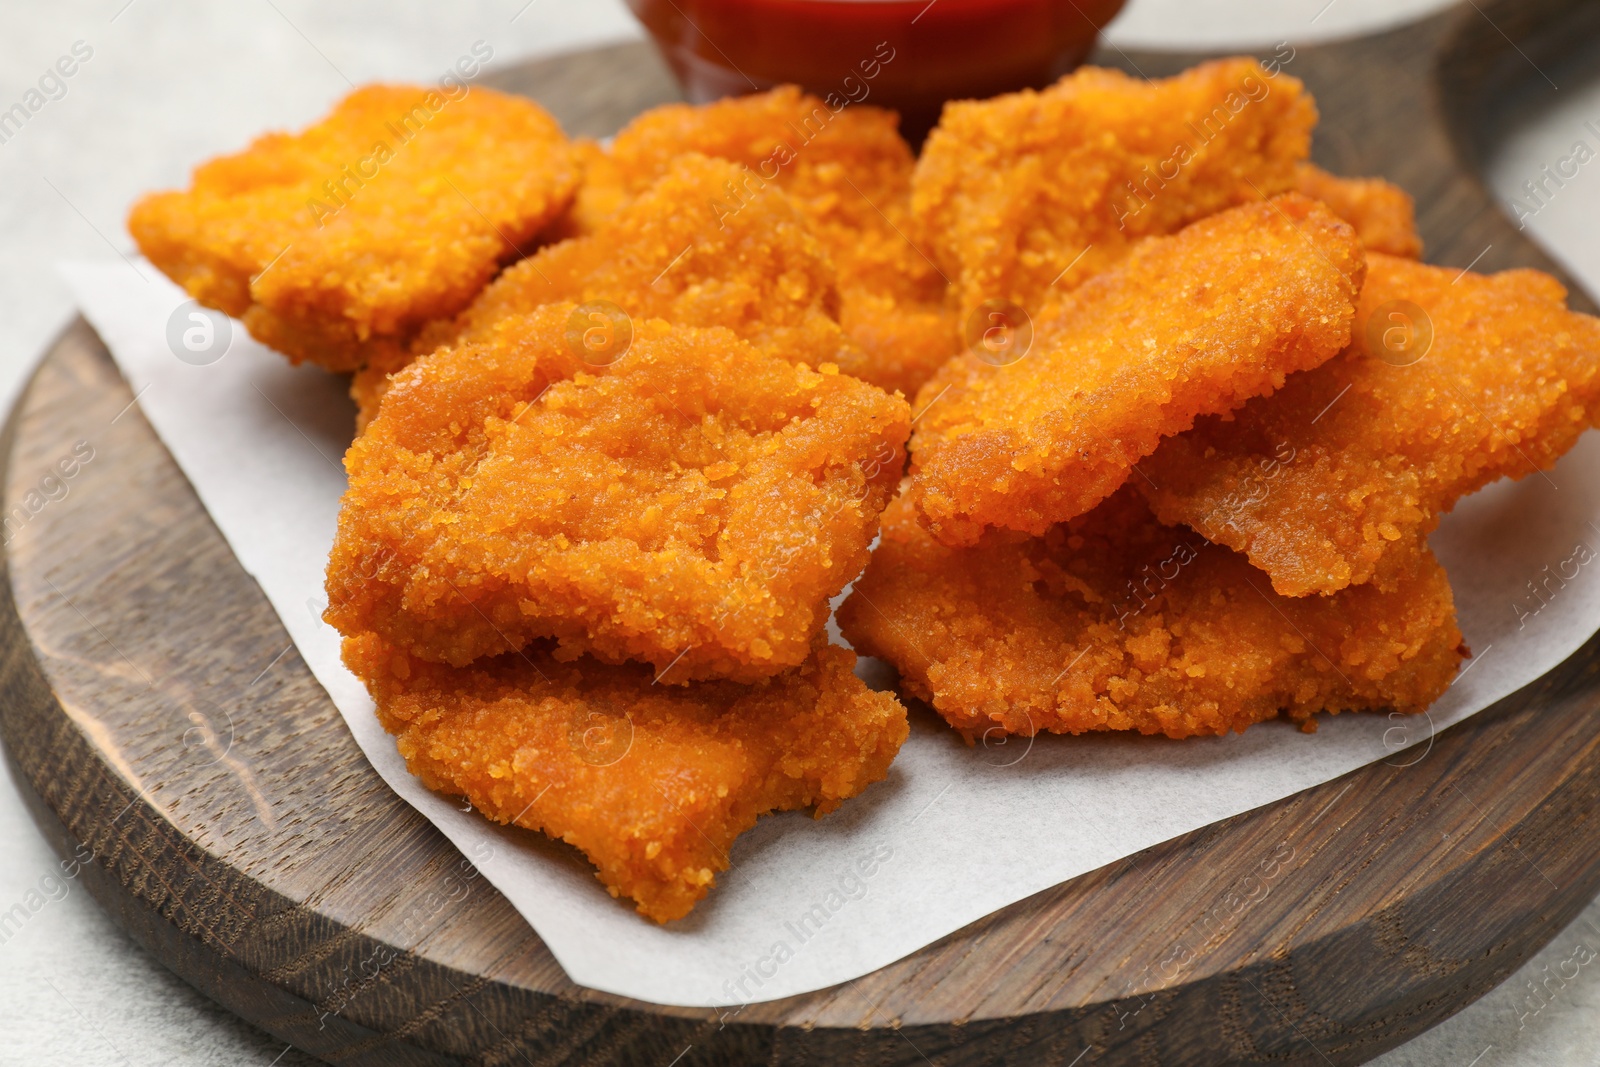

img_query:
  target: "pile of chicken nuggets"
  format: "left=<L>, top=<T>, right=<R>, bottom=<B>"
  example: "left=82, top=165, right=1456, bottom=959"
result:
left=131, top=58, right=1600, bottom=921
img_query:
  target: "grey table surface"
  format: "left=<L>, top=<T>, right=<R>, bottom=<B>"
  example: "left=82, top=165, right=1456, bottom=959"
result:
left=1, top=1, right=1596, bottom=1064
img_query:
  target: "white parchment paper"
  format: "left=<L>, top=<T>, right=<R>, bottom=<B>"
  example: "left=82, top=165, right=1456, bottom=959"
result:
left=58, top=259, right=1600, bottom=1008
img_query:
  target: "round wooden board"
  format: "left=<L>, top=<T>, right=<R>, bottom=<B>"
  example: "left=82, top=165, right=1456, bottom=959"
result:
left=7, top=3, right=1600, bottom=1064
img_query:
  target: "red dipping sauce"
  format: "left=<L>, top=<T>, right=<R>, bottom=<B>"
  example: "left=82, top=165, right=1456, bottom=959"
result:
left=627, top=0, right=1127, bottom=142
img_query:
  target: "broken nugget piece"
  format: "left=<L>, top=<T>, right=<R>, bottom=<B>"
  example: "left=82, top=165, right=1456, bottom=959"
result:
left=129, top=83, right=578, bottom=372
left=1139, top=253, right=1600, bottom=596
left=908, top=195, right=1364, bottom=547
left=346, top=633, right=908, bottom=922
left=838, top=489, right=1464, bottom=740
left=1294, top=163, right=1422, bottom=258
left=326, top=304, right=910, bottom=683
left=912, top=58, right=1317, bottom=321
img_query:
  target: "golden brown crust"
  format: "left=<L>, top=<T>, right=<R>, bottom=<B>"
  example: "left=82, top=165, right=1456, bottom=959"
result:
left=1294, top=163, right=1422, bottom=258
left=839, top=489, right=1464, bottom=740
left=326, top=304, right=910, bottom=682
left=346, top=634, right=908, bottom=922
left=419, top=153, right=853, bottom=376
left=1140, top=253, right=1600, bottom=596
left=912, top=59, right=1317, bottom=320
left=570, top=87, right=957, bottom=396
left=838, top=288, right=960, bottom=402
left=601, top=86, right=917, bottom=268
left=350, top=364, right=388, bottom=435
left=129, top=84, right=578, bottom=372
left=539, top=137, right=626, bottom=243
left=907, top=196, right=1365, bottom=546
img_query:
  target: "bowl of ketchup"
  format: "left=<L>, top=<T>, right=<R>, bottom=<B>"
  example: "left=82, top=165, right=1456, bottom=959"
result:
left=626, top=0, right=1128, bottom=142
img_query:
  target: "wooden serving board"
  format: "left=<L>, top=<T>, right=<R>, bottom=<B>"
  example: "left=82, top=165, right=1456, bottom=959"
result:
left=6, top=2, right=1600, bottom=1063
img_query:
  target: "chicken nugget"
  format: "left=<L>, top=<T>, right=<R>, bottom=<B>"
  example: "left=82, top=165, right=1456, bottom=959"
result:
left=326, top=305, right=910, bottom=683
left=424, top=153, right=852, bottom=372
left=345, top=633, right=908, bottom=922
left=839, top=288, right=960, bottom=401
left=824, top=172, right=958, bottom=400
left=129, top=84, right=578, bottom=373
left=350, top=153, right=861, bottom=429
left=349, top=364, right=389, bottom=435
left=912, top=59, right=1316, bottom=321
left=838, top=489, right=1464, bottom=741
left=1140, top=253, right=1600, bottom=596
left=600, top=86, right=916, bottom=267
left=541, top=137, right=627, bottom=244
left=575, top=87, right=958, bottom=397
left=1294, top=164, right=1422, bottom=258
left=908, top=195, right=1364, bottom=547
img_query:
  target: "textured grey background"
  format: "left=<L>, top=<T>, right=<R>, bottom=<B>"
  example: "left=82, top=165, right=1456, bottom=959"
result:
left=0, top=1, right=1595, bottom=1064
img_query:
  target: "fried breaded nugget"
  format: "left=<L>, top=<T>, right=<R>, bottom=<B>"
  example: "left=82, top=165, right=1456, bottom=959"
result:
left=576, top=87, right=958, bottom=397
left=422, top=153, right=852, bottom=373
left=600, top=86, right=916, bottom=268
left=908, top=196, right=1364, bottom=547
left=540, top=137, right=627, bottom=244
left=838, top=489, right=1464, bottom=740
left=346, top=633, right=908, bottom=922
left=350, top=364, right=388, bottom=435
left=912, top=59, right=1317, bottom=321
left=839, top=288, right=960, bottom=401
left=349, top=153, right=864, bottom=429
left=326, top=305, right=910, bottom=683
left=1140, top=253, right=1600, bottom=596
left=129, top=84, right=577, bottom=373
left=1294, top=164, right=1422, bottom=258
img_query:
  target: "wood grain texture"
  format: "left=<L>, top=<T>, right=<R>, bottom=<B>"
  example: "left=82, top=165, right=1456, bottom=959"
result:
left=5, top=3, right=1600, bottom=1064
